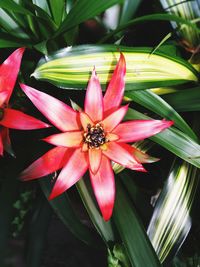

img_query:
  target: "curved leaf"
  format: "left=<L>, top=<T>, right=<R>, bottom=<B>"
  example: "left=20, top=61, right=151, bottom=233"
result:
left=162, top=87, right=200, bottom=112
left=56, top=0, right=124, bottom=36
left=113, top=179, right=162, bottom=267
left=0, top=0, right=33, bottom=16
left=76, top=178, right=115, bottom=244
left=148, top=159, right=199, bottom=263
left=32, top=45, right=198, bottom=90
left=160, top=0, right=200, bottom=49
left=119, top=0, right=142, bottom=25
left=100, top=13, right=200, bottom=43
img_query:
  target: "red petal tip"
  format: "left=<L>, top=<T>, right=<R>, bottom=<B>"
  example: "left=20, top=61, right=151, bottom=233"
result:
left=102, top=209, right=113, bottom=221
left=139, top=167, right=148, bottom=173
left=18, top=47, right=26, bottom=53
left=48, top=189, right=62, bottom=201
left=48, top=193, right=55, bottom=201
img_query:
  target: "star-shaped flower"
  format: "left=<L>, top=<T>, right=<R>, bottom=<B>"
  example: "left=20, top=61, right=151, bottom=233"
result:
left=0, top=48, right=50, bottom=156
left=20, top=53, right=173, bottom=220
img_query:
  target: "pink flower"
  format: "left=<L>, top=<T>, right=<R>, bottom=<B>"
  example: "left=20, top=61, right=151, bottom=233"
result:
left=0, top=48, right=50, bottom=156
left=20, top=54, right=173, bottom=220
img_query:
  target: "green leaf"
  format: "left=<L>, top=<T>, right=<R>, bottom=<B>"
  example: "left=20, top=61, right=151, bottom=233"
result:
left=100, top=13, right=200, bottom=43
left=39, top=177, right=100, bottom=246
left=32, top=44, right=198, bottom=90
left=0, top=32, right=31, bottom=48
left=76, top=178, right=115, bottom=244
left=162, top=87, right=200, bottom=112
left=0, top=8, right=22, bottom=33
left=113, top=179, right=162, bottom=267
left=0, top=0, right=33, bottom=16
left=47, top=0, right=65, bottom=26
left=160, top=0, right=200, bottom=49
left=27, top=2, right=57, bottom=31
left=125, top=89, right=198, bottom=141
left=119, top=171, right=153, bottom=223
left=125, top=108, right=200, bottom=168
left=32, top=0, right=51, bottom=15
left=148, top=159, right=199, bottom=263
left=119, top=0, right=142, bottom=25
left=56, top=0, right=124, bottom=36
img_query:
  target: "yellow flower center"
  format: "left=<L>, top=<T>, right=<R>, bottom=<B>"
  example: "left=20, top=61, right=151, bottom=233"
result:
left=83, top=123, right=108, bottom=149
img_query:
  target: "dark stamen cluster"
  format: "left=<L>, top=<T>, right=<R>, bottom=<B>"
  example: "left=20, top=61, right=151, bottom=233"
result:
left=84, top=123, right=107, bottom=148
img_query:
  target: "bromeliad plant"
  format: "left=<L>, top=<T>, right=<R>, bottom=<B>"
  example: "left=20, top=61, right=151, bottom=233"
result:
left=20, top=54, right=173, bottom=221
left=1, top=1, right=200, bottom=267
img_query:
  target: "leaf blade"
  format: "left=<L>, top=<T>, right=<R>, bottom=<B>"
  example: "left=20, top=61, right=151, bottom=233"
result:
left=32, top=45, right=198, bottom=90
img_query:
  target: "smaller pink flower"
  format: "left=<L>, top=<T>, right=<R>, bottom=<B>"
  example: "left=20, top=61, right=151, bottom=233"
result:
left=0, top=48, right=50, bottom=156
left=20, top=53, right=173, bottom=221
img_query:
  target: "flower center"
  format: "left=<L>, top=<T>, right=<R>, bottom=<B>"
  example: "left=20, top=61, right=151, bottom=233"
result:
left=83, top=123, right=107, bottom=149
left=0, top=108, right=4, bottom=120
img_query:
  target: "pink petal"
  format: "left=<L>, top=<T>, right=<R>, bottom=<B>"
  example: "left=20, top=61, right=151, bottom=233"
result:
left=80, top=112, right=94, bottom=130
left=84, top=68, right=103, bottom=122
left=20, top=84, right=80, bottom=132
left=20, top=146, right=69, bottom=180
left=0, top=91, right=9, bottom=107
left=113, top=120, right=174, bottom=142
left=0, top=48, right=25, bottom=103
left=132, top=146, right=159, bottom=163
left=89, top=155, right=115, bottom=221
left=106, top=133, right=119, bottom=142
left=103, top=53, right=126, bottom=115
left=1, top=127, right=14, bottom=156
left=102, top=142, right=146, bottom=171
left=102, top=105, right=128, bottom=132
left=89, top=148, right=102, bottom=174
left=0, top=108, right=50, bottom=129
left=49, top=148, right=88, bottom=200
left=43, top=131, right=83, bottom=148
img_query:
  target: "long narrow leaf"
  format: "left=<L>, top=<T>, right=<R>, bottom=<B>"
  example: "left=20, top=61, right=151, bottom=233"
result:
left=147, top=159, right=199, bottom=263
left=113, top=179, right=162, bottom=267
left=0, top=0, right=33, bottom=16
left=56, top=0, right=124, bottom=36
left=160, top=0, right=200, bottom=49
left=100, top=13, right=200, bottom=43
left=32, top=44, right=198, bottom=90
left=119, top=0, right=142, bottom=25
left=0, top=32, right=31, bottom=47
left=47, top=0, right=65, bottom=26
left=76, top=178, right=115, bottom=244
left=162, top=87, right=200, bottom=112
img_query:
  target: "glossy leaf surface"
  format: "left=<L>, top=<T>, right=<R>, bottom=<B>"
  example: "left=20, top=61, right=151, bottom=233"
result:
left=33, top=45, right=198, bottom=90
